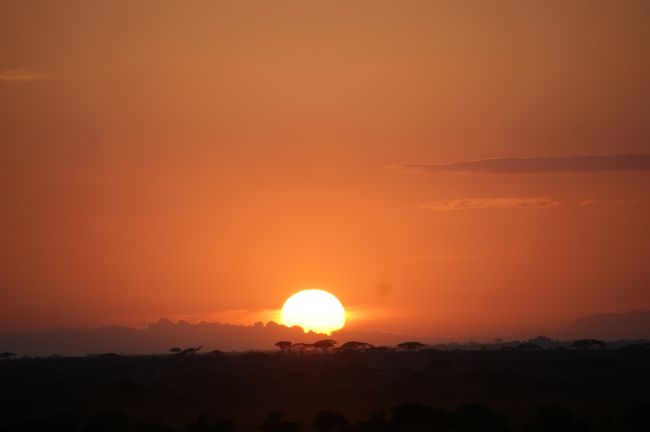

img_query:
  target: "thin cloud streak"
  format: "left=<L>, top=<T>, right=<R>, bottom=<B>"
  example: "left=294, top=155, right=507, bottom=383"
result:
left=395, top=154, right=650, bottom=175
left=0, top=70, right=47, bottom=82
left=423, top=197, right=560, bottom=211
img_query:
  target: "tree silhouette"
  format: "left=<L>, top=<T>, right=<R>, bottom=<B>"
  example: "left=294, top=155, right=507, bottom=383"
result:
left=275, top=341, right=292, bottom=352
left=338, top=341, right=374, bottom=352
left=176, top=346, right=203, bottom=356
left=169, top=347, right=182, bottom=354
left=260, top=412, right=301, bottom=432
left=313, top=339, right=337, bottom=353
left=312, top=410, right=348, bottom=432
left=397, top=341, right=425, bottom=351
left=571, top=339, right=606, bottom=350
left=0, top=351, right=16, bottom=359
left=368, top=346, right=393, bottom=353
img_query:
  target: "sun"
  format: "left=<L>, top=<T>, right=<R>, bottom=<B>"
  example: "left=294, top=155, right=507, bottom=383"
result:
left=280, top=289, right=346, bottom=335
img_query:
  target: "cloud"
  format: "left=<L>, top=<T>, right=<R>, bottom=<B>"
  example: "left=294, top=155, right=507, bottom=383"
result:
left=0, top=70, right=47, bottom=82
left=578, top=199, right=598, bottom=206
left=422, top=197, right=560, bottom=211
left=395, top=154, right=650, bottom=175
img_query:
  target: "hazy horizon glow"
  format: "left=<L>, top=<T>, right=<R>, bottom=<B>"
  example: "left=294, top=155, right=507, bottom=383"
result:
left=1, top=1, right=649, bottom=339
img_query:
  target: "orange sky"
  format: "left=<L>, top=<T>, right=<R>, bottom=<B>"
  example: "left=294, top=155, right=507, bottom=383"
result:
left=1, top=1, right=649, bottom=338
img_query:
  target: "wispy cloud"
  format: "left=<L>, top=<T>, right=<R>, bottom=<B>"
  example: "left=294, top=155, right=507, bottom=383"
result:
left=0, top=70, right=47, bottom=82
left=395, top=154, right=650, bottom=175
left=422, top=197, right=560, bottom=211
left=578, top=199, right=598, bottom=206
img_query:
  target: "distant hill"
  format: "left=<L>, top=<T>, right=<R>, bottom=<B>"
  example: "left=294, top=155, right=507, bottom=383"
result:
left=0, top=319, right=432, bottom=356
left=0, top=319, right=320, bottom=356
left=572, top=311, right=650, bottom=339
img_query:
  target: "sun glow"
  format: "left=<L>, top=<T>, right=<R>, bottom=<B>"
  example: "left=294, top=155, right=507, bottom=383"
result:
left=280, top=289, right=346, bottom=335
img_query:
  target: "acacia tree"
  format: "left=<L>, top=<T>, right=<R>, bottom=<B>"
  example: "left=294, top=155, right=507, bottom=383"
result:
left=275, top=341, right=293, bottom=352
left=572, top=339, right=607, bottom=350
left=177, top=346, right=203, bottom=356
left=313, top=339, right=337, bottom=353
left=397, top=341, right=425, bottom=351
left=338, top=341, right=374, bottom=352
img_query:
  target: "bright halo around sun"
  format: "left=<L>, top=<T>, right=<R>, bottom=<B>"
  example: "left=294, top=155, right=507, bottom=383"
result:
left=281, top=289, right=346, bottom=335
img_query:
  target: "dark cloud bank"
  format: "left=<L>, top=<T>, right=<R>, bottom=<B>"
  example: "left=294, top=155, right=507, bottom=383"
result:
left=397, top=154, right=650, bottom=174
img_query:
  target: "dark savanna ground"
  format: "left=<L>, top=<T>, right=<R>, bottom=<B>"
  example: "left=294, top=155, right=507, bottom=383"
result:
left=1, top=349, right=649, bottom=431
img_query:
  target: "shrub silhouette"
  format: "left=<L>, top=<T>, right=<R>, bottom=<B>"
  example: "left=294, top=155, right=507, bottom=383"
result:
left=260, top=412, right=301, bottom=432
left=169, top=347, right=182, bottom=353
left=312, top=410, right=349, bottom=432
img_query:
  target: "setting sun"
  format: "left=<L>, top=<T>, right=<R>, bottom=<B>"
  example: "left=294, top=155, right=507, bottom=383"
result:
left=280, top=289, right=346, bottom=335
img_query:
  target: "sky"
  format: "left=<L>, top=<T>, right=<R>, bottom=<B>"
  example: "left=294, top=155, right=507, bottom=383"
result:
left=1, top=0, right=649, bottom=340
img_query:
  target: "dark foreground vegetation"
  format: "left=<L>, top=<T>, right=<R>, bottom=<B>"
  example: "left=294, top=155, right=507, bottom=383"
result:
left=1, top=347, right=649, bottom=431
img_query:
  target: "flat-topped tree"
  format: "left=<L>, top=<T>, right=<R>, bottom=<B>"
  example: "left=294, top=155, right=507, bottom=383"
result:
left=338, top=341, right=374, bottom=352
left=290, top=343, right=314, bottom=354
left=572, top=339, right=607, bottom=350
left=177, top=346, right=203, bottom=356
left=397, top=341, right=426, bottom=351
left=313, top=339, right=337, bottom=353
left=275, top=341, right=293, bottom=352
